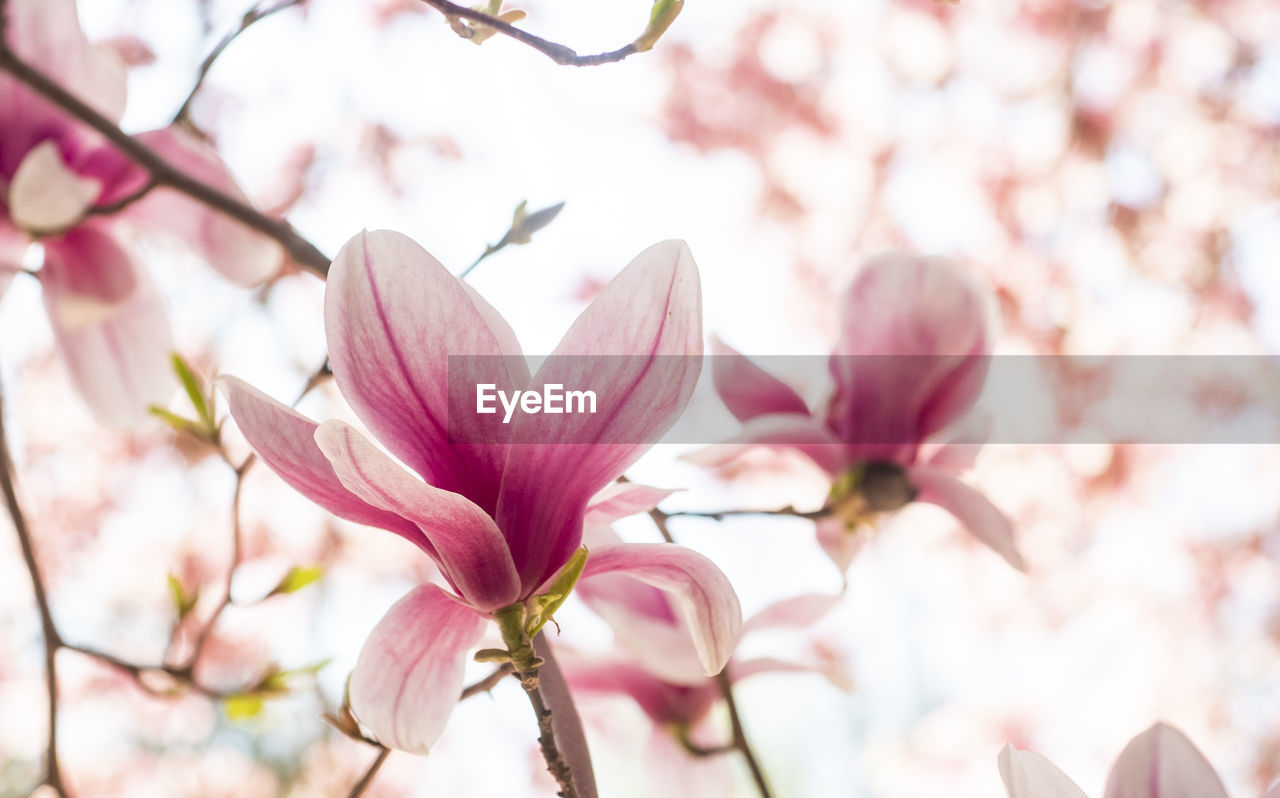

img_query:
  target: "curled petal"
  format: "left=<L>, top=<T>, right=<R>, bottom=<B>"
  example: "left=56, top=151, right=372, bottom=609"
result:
left=127, top=127, right=282, bottom=286
left=349, top=585, right=485, bottom=754
left=581, top=543, right=741, bottom=676
left=40, top=223, right=172, bottom=427
left=325, top=230, right=523, bottom=511
left=998, top=745, right=1088, bottom=798
left=710, top=336, right=809, bottom=422
left=560, top=657, right=719, bottom=729
left=497, top=239, right=703, bottom=593
left=741, top=593, right=842, bottom=636
left=9, top=141, right=101, bottom=234
left=314, top=420, right=521, bottom=611
left=584, top=482, right=677, bottom=527
left=910, top=466, right=1025, bottom=571
left=218, top=377, right=428, bottom=546
left=1104, top=723, right=1230, bottom=798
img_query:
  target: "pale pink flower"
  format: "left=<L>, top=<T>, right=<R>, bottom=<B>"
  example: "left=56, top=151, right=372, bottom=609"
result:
left=221, top=230, right=742, bottom=753
left=703, top=253, right=1023, bottom=571
left=0, top=0, right=280, bottom=425
left=1000, top=722, right=1279, bottom=798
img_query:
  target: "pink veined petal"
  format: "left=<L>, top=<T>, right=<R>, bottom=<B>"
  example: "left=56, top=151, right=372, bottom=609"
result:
left=40, top=223, right=172, bottom=427
left=8, top=140, right=102, bottom=234
left=4, top=0, right=127, bottom=122
left=580, top=542, right=742, bottom=676
left=496, top=239, right=703, bottom=593
left=125, top=127, right=281, bottom=286
left=218, top=376, right=431, bottom=549
left=682, top=412, right=849, bottom=475
left=325, top=230, right=520, bottom=512
left=909, top=465, right=1025, bottom=571
left=583, top=482, right=677, bottom=527
left=644, top=723, right=735, bottom=798
left=741, top=593, right=843, bottom=636
left=710, top=335, right=809, bottom=422
left=348, top=584, right=486, bottom=754
left=1104, top=723, right=1230, bottom=798
left=560, top=656, right=720, bottom=729
left=998, top=745, right=1089, bottom=798
left=314, top=420, right=521, bottom=611
left=826, top=253, right=993, bottom=462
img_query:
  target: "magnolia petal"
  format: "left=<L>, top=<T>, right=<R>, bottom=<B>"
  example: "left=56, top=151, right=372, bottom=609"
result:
left=218, top=376, right=429, bottom=547
left=560, top=656, right=719, bottom=729
left=583, top=482, right=677, bottom=527
left=827, top=253, right=994, bottom=462
left=741, top=593, right=842, bottom=636
left=1263, top=783, right=1280, bottom=798
left=1104, top=723, right=1230, bottom=798
left=127, top=127, right=281, bottom=286
left=532, top=635, right=599, bottom=798
left=729, top=655, right=853, bottom=693
left=710, top=336, right=809, bottom=422
left=910, top=466, right=1025, bottom=571
left=682, top=412, right=849, bottom=475
left=9, top=140, right=101, bottom=234
left=314, top=420, right=521, bottom=611
left=998, top=745, right=1088, bottom=798
left=40, top=224, right=172, bottom=427
left=497, top=240, right=703, bottom=592
left=581, top=543, right=741, bottom=676
left=6, top=0, right=127, bottom=121
left=325, top=230, right=520, bottom=511
left=349, top=585, right=485, bottom=754
left=814, top=515, right=865, bottom=574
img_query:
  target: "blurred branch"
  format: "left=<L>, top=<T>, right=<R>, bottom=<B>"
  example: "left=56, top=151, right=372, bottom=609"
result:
left=716, top=669, right=774, bottom=798
left=0, top=34, right=332, bottom=278
left=417, top=0, right=640, bottom=66
left=345, top=747, right=390, bottom=798
left=658, top=505, right=826, bottom=522
left=174, top=0, right=308, bottom=125
left=460, top=200, right=565, bottom=279
left=0, top=379, right=66, bottom=796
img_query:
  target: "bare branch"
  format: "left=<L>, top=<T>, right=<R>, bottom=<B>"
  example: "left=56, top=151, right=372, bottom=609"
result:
left=418, top=0, right=638, bottom=66
left=345, top=746, right=390, bottom=798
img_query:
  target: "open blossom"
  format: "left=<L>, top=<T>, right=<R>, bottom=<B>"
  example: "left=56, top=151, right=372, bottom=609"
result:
left=0, top=0, right=280, bottom=425
left=1000, top=722, right=1280, bottom=798
left=702, top=253, right=1022, bottom=571
left=221, top=230, right=742, bottom=753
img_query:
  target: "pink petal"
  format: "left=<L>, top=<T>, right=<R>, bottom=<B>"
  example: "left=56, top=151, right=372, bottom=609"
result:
left=710, top=335, right=809, bottom=422
left=314, top=420, right=521, bottom=611
left=560, top=656, right=719, bottom=728
left=218, top=376, right=429, bottom=547
left=1104, top=723, right=1230, bottom=798
left=998, top=745, right=1088, bottom=798
left=126, top=127, right=281, bottom=286
left=349, top=584, right=486, bottom=754
left=581, top=543, right=741, bottom=676
left=325, top=230, right=524, bottom=511
left=921, top=441, right=985, bottom=471
left=40, top=223, right=172, bottom=427
left=495, top=240, right=703, bottom=592
left=910, top=466, right=1025, bottom=571
left=729, top=656, right=852, bottom=692
left=583, top=482, right=677, bottom=527
left=741, top=593, right=842, bottom=636
left=1263, top=783, right=1280, bottom=798
left=682, top=412, right=849, bottom=475
left=3, top=0, right=127, bottom=122
left=826, top=253, right=994, bottom=462
left=814, top=515, right=865, bottom=574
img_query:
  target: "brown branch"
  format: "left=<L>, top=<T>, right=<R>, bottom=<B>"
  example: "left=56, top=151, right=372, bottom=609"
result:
left=516, top=667, right=580, bottom=798
left=461, top=662, right=514, bottom=699
left=345, top=746, right=390, bottom=798
left=716, top=669, right=774, bottom=798
left=86, top=176, right=159, bottom=217
left=0, top=379, right=65, bottom=796
left=0, top=40, right=331, bottom=277
left=174, top=0, right=308, bottom=124
left=659, top=505, right=827, bottom=522
left=418, top=0, right=637, bottom=66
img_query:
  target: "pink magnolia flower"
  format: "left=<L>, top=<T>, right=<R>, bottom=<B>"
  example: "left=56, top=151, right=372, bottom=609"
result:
left=1000, top=722, right=1280, bottom=798
left=0, top=0, right=280, bottom=425
left=703, top=253, right=1023, bottom=571
left=221, top=230, right=742, bottom=753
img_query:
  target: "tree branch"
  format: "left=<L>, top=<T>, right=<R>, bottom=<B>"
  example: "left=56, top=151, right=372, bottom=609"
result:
left=0, top=40, right=332, bottom=278
left=715, top=669, right=774, bottom=798
left=345, top=746, right=390, bottom=798
left=417, top=0, right=638, bottom=66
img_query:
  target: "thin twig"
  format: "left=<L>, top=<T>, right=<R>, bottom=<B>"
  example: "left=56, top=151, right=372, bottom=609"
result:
left=0, top=42, right=331, bottom=277
left=660, top=505, right=827, bottom=522
left=461, top=662, right=515, bottom=699
left=418, top=0, right=637, bottom=66
left=716, top=669, right=774, bottom=798
left=0, top=378, right=66, bottom=796
left=345, top=746, right=390, bottom=798
left=515, top=667, right=580, bottom=798
left=174, top=0, right=308, bottom=124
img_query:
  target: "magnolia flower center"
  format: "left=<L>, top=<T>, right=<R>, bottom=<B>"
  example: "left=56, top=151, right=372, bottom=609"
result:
left=829, top=460, right=918, bottom=528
